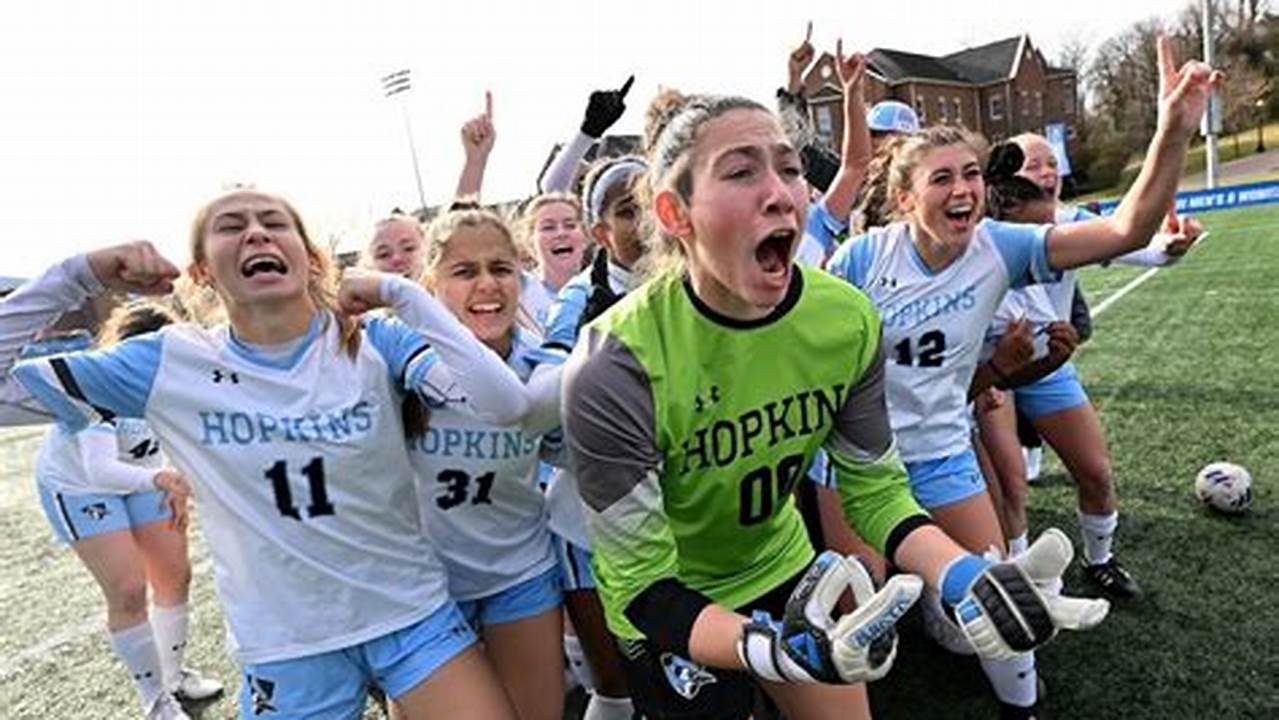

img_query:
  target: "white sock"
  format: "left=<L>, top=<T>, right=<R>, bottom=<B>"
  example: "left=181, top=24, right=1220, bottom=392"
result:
left=1079, top=511, right=1118, bottom=565
left=150, top=602, right=190, bottom=692
left=110, top=621, right=165, bottom=714
left=583, top=693, right=633, bottom=720
left=1024, top=447, right=1043, bottom=481
left=979, top=652, right=1038, bottom=707
left=564, top=632, right=595, bottom=692
left=1007, top=532, right=1029, bottom=557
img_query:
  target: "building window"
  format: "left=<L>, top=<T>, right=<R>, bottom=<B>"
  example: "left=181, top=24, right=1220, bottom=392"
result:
left=937, top=97, right=948, bottom=122
left=1064, top=85, right=1076, bottom=114
left=953, top=96, right=963, bottom=124
left=914, top=95, right=927, bottom=123
left=989, top=95, right=1004, bottom=120
left=1035, top=92, right=1043, bottom=117
left=815, top=104, right=834, bottom=143
left=1019, top=90, right=1030, bottom=116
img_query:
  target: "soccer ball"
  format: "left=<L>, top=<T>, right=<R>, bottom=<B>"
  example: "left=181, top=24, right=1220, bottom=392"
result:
left=1194, top=462, right=1254, bottom=515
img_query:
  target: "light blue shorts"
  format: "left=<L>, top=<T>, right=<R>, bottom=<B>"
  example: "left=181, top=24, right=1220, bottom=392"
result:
left=37, top=484, right=172, bottom=545
left=458, top=565, right=563, bottom=629
left=904, top=448, right=987, bottom=510
left=1014, top=363, right=1090, bottom=419
left=555, top=534, right=597, bottom=592
left=238, top=601, right=476, bottom=719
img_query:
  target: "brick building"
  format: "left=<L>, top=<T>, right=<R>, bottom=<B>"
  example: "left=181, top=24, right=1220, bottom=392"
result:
left=800, top=35, right=1078, bottom=155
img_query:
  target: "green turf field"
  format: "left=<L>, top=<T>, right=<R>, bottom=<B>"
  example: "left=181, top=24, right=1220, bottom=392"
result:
left=1, top=205, right=1276, bottom=719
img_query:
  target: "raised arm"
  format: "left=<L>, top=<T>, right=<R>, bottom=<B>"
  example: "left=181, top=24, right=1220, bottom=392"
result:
left=341, top=270, right=529, bottom=426
left=454, top=91, right=496, bottom=201
left=819, top=40, right=873, bottom=224
left=541, top=77, right=634, bottom=193
left=1046, top=36, right=1221, bottom=270
left=3, top=243, right=178, bottom=427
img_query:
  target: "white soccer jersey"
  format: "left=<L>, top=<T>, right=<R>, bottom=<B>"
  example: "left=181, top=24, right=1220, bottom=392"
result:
left=15, top=297, right=529, bottom=664
left=826, top=219, right=1057, bottom=462
left=409, top=329, right=559, bottom=600
left=36, top=419, right=163, bottom=496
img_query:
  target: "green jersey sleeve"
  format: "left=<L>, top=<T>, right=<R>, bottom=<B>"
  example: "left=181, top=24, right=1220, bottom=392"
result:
left=561, top=325, right=681, bottom=639
left=822, top=312, right=931, bottom=554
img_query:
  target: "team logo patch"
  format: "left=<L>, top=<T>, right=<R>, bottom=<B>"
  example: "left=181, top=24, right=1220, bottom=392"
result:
left=82, top=503, right=110, bottom=521
left=248, top=675, right=278, bottom=715
left=660, top=652, right=717, bottom=700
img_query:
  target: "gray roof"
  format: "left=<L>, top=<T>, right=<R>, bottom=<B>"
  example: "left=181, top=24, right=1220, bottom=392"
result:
left=942, top=36, right=1023, bottom=83
left=866, top=35, right=1034, bottom=85
left=868, top=49, right=967, bottom=83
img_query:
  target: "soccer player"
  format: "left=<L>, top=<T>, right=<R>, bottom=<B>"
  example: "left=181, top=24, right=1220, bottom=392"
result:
left=406, top=206, right=566, bottom=720
left=365, top=214, right=427, bottom=282
left=519, top=193, right=591, bottom=331
left=33, top=301, right=221, bottom=720
left=562, top=58, right=1110, bottom=720
left=539, top=153, right=651, bottom=720
left=975, top=134, right=1199, bottom=601
left=9, top=189, right=533, bottom=720
left=825, top=37, right=1217, bottom=718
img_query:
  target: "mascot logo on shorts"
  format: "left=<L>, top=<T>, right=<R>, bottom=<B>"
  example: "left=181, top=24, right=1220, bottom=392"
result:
left=82, top=503, right=110, bottom=521
left=248, top=675, right=278, bottom=715
left=660, top=652, right=717, bottom=700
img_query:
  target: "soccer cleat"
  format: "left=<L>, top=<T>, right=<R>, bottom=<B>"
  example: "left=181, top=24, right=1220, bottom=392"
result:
left=1082, top=558, right=1143, bottom=600
left=147, top=693, right=191, bottom=720
left=173, top=668, right=224, bottom=702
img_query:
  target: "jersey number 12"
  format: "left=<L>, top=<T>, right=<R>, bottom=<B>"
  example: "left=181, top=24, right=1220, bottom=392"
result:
left=893, top=330, right=947, bottom=367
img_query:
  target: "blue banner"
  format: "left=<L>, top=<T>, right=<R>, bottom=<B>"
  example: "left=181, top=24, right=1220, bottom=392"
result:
left=1090, top=179, right=1279, bottom=216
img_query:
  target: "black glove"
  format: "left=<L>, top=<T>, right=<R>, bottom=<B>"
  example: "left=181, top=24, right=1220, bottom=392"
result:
left=582, top=76, right=634, bottom=138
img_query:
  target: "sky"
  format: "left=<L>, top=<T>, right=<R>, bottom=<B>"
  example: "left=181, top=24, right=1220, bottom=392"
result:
left=0, top=0, right=1188, bottom=278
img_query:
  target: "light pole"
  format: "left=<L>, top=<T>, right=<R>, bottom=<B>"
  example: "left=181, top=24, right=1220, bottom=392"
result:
left=381, top=69, right=428, bottom=214
left=1202, top=0, right=1220, bottom=189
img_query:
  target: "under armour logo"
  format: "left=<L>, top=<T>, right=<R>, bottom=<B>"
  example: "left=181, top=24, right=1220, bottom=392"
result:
left=212, top=369, right=240, bottom=384
left=248, top=675, right=278, bottom=715
left=82, top=503, right=110, bottom=520
left=693, top=385, right=721, bottom=413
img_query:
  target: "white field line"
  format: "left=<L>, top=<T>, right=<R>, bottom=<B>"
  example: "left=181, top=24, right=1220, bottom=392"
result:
left=0, top=555, right=213, bottom=680
left=1091, top=220, right=1279, bottom=316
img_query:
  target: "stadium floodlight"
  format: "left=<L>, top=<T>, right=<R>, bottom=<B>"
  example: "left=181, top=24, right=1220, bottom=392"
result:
left=380, top=68, right=428, bottom=213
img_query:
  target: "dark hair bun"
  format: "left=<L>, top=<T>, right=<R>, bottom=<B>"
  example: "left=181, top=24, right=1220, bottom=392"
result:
left=985, top=142, right=1025, bottom=181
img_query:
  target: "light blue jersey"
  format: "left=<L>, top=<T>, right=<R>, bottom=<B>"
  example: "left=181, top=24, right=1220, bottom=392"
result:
left=16, top=312, right=477, bottom=664
left=409, top=329, right=561, bottom=601
left=827, top=219, right=1057, bottom=462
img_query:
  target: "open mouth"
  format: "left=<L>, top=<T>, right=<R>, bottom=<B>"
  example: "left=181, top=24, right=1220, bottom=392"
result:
left=754, top=228, right=796, bottom=276
left=468, top=301, right=504, bottom=316
left=549, top=244, right=576, bottom=258
left=240, top=254, right=288, bottom=278
left=943, top=203, right=977, bottom=230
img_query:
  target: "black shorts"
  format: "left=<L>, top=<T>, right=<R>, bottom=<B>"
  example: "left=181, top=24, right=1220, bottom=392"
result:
left=616, top=569, right=804, bottom=720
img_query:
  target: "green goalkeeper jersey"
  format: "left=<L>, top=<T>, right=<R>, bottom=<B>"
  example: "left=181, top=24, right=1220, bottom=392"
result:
left=562, top=264, right=928, bottom=640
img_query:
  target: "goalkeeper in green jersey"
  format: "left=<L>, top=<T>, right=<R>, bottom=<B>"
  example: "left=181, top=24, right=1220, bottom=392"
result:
left=561, top=43, right=1114, bottom=720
